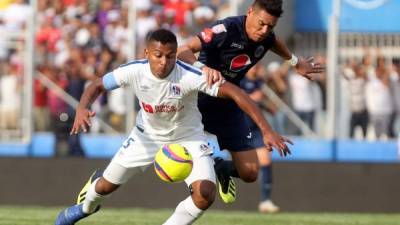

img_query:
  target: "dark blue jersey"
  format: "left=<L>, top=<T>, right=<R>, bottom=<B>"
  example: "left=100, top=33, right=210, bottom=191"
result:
left=196, top=15, right=275, bottom=152
left=197, top=15, right=276, bottom=85
left=240, top=76, right=264, bottom=95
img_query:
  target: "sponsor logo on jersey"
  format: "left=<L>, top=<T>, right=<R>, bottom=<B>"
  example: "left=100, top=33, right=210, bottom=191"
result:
left=230, top=54, right=251, bottom=72
left=142, top=102, right=154, bottom=113
left=211, top=24, right=227, bottom=34
left=171, top=84, right=181, bottom=96
left=246, top=132, right=252, bottom=139
left=139, top=85, right=150, bottom=91
left=222, top=69, right=238, bottom=78
left=200, top=28, right=213, bottom=43
left=230, top=42, right=244, bottom=49
left=141, top=101, right=184, bottom=114
left=255, top=45, right=265, bottom=58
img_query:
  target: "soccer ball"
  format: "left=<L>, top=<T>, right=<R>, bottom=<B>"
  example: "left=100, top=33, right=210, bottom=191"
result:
left=154, top=144, right=193, bottom=183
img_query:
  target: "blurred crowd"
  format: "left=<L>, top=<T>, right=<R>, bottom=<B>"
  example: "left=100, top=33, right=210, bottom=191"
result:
left=241, top=52, right=400, bottom=140
left=0, top=0, right=399, bottom=148
left=0, top=0, right=228, bottom=155
left=342, top=53, right=400, bottom=140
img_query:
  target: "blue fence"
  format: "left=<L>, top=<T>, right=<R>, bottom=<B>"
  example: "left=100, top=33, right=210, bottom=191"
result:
left=0, top=133, right=399, bottom=163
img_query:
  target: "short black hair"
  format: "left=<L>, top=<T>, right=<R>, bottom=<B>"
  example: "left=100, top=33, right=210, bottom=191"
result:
left=147, top=29, right=177, bottom=45
left=253, top=0, right=283, bottom=17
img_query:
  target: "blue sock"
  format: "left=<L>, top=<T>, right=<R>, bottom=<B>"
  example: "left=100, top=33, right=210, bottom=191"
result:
left=260, top=165, right=272, bottom=201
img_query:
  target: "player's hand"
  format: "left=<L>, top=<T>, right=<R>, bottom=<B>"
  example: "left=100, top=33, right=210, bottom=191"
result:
left=202, top=66, right=224, bottom=86
left=263, top=132, right=292, bottom=157
left=295, top=56, right=325, bottom=80
left=70, top=106, right=96, bottom=135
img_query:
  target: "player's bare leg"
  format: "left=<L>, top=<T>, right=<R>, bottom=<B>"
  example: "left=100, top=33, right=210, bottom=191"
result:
left=231, top=150, right=259, bottom=182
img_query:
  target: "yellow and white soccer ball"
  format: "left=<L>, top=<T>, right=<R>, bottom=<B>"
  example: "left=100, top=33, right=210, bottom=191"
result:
left=154, top=144, right=193, bottom=183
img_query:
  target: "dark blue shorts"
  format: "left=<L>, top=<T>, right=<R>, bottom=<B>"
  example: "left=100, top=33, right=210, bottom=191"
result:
left=198, top=94, right=256, bottom=152
left=243, top=114, right=265, bottom=149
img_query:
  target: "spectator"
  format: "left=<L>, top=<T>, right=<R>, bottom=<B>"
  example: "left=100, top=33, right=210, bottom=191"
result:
left=389, top=59, right=400, bottom=138
left=343, top=62, right=368, bottom=139
left=65, top=59, right=86, bottom=156
left=240, top=64, right=280, bottom=213
left=46, top=67, right=70, bottom=156
left=264, top=61, right=287, bottom=135
left=288, top=70, right=317, bottom=134
left=34, top=66, right=50, bottom=131
left=0, top=63, right=21, bottom=130
left=2, top=0, right=30, bottom=31
left=366, top=56, right=393, bottom=139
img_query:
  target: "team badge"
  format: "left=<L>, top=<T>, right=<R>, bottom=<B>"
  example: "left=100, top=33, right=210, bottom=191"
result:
left=230, top=54, right=251, bottom=72
left=255, top=46, right=265, bottom=58
left=211, top=24, right=227, bottom=34
left=171, top=84, right=181, bottom=96
left=199, top=144, right=209, bottom=152
left=200, top=28, right=213, bottom=43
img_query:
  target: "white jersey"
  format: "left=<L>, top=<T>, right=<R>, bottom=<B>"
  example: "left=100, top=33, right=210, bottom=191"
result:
left=110, top=59, right=219, bottom=142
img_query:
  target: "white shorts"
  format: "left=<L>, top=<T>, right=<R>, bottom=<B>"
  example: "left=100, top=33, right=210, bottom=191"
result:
left=103, top=128, right=216, bottom=186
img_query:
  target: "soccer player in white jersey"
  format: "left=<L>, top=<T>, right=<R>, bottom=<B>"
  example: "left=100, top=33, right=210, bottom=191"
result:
left=54, top=29, right=291, bottom=225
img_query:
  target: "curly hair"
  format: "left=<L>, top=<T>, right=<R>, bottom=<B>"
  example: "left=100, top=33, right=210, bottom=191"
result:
left=252, top=0, right=283, bottom=17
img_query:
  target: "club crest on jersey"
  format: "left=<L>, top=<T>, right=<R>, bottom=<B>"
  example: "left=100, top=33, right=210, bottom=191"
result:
left=200, top=28, right=213, bottom=43
left=255, top=46, right=265, bottom=58
left=199, top=144, right=209, bottom=152
left=211, top=24, right=227, bottom=34
left=171, top=84, right=182, bottom=96
left=230, top=54, right=251, bottom=72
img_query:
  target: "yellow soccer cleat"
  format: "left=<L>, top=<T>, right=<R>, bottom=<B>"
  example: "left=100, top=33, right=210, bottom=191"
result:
left=76, top=169, right=103, bottom=204
left=217, top=175, right=236, bottom=204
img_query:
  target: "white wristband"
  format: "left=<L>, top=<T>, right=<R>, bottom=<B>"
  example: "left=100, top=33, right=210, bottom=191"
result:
left=193, top=61, right=205, bottom=69
left=288, top=54, right=298, bottom=67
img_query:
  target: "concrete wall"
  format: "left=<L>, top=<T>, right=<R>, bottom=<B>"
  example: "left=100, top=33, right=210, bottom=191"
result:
left=1, top=158, right=399, bottom=212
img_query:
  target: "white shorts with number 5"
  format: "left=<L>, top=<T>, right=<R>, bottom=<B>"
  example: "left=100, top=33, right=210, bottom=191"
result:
left=103, top=127, right=216, bottom=186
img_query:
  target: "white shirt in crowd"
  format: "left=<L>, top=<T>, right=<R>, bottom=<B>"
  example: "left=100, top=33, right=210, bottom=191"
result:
left=0, top=74, right=20, bottom=111
left=288, top=72, right=316, bottom=112
left=389, top=71, right=400, bottom=113
left=344, top=70, right=367, bottom=113
left=109, top=60, right=219, bottom=142
left=366, top=79, right=393, bottom=115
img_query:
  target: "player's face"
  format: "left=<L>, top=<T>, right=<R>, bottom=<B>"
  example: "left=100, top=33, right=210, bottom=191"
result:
left=145, top=41, right=177, bottom=79
left=246, top=7, right=278, bottom=42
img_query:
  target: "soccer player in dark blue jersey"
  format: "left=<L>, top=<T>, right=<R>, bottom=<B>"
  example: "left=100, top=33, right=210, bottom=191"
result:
left=178, top=0, right=324, bottom=203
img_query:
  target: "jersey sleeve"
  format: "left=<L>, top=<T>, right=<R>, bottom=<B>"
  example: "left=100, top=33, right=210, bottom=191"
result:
left=197, top=20, right=228, bottom=50
left=186, top=74, right=221, bottom=97
left=110, top=64, right=139, bottom=88
left=178, top=61, right=221, bottom=97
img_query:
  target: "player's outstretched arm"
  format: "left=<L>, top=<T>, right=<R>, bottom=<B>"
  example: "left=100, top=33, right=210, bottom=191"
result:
left=217, top=82, right=292, bottom=157
left=70, top=78, right=106, bottom=135
left=271, top=37, right=325, bottom=79
left=178, top=37, right=223, bottom=86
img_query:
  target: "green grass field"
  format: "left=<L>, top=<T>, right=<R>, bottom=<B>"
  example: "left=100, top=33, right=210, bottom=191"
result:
left=1, top=206, right=399, bottom=225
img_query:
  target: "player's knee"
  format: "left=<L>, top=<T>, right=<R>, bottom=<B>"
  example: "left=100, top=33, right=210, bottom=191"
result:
left=95, top=177, right=120, bottom=195
left=191, top=180, right=216, bottom=210
left=238, top=168, right=258, bottom=183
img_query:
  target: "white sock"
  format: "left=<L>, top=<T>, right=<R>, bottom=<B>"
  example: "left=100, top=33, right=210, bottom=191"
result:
left=163, top=196, right=204, bottom=225
left=82, top=178, right=108, bottom=214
